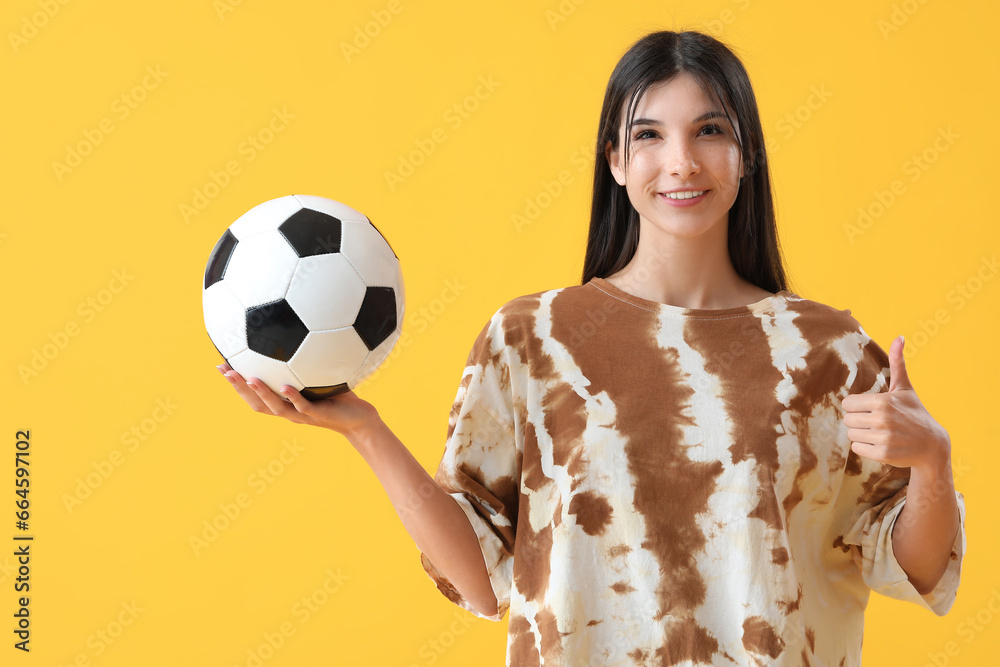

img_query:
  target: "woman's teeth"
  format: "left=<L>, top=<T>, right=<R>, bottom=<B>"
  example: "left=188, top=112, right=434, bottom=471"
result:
left=662, top=190, right=706, bottom=200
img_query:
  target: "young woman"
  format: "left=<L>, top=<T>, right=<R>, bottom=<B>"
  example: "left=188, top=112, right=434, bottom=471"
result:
left=218, top=29, right=965, bottom=667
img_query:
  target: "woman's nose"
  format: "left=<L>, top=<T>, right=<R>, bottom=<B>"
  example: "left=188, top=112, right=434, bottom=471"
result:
left=664, top=140, right=699, bottom=178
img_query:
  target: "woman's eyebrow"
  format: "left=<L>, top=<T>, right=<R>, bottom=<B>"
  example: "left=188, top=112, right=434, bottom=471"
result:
left=629, top=110, right=729, bottom=129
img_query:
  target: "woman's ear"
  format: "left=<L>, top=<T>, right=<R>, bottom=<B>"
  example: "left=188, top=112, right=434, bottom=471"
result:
left=605, top=139, right=627, bottom=186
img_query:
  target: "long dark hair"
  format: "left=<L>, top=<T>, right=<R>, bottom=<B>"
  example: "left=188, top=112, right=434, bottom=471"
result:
left=581, top=30, right=790, bottom=294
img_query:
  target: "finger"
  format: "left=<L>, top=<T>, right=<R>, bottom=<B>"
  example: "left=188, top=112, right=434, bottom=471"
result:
left=887, top=336, right=914, bottom=393
left=224, top=370, right=270, bottom=412
left=247, top=378, right=299, bottom=418
left=278, top=385, right=316, bottom=417
left=842, top=392, right=881, bottom=414
left=842, top=411, right=880, bottom=428
left=847, top=427, right=881, bottom=447
left=850, top=440, right=883, bottom=461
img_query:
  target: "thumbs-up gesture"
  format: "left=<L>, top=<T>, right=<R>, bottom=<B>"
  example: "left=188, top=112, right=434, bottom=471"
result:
left=842, top=336, right=951, bottom=471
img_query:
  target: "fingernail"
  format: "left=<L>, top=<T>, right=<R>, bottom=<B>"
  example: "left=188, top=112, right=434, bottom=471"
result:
left=280, top=387, right=290, bottom=394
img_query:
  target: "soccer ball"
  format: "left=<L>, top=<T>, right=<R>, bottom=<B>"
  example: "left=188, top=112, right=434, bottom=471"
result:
left=202, top=194, right=404, bottom=400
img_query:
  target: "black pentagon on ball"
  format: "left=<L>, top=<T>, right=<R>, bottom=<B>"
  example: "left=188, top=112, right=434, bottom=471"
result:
left=354, top=286, right=397, bottom=351
left=204, top=229, right=238, bottom=289
left=246, top=299, right=309, bottom=362
left=278, top=208, right=342, bottom=257
left=301, top=383, right=351, bottom=401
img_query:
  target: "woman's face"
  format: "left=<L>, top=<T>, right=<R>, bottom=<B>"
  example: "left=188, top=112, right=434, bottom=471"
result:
left=605, top=72, right=743, bottom=242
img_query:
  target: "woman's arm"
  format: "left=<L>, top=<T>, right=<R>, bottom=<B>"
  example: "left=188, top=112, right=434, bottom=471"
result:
left=889, top=432, right=961, bottom=594
left=219, top=364, right=500, bottom=617
left=349, top=417, right=501, bottom=617
left=842, top=335, right=962, bottom=596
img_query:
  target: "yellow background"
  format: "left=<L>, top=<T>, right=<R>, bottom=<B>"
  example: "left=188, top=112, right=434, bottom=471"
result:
left=2, top=0, right=997, bottom=665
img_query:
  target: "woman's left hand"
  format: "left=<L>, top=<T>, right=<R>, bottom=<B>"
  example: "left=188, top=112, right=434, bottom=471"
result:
left=841, top=336, right=951, bottom=472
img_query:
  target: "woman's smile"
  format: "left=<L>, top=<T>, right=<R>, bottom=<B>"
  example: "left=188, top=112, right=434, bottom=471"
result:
left=659, top=189, right=710, bottom=206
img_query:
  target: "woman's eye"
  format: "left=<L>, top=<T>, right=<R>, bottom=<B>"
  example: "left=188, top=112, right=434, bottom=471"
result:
left=635, top=126, right=724, bottom=140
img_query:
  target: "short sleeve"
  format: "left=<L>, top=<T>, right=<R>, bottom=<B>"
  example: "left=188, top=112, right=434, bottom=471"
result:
left=836, top=326, right=967, bottom=616
left=418, top=310, right=520, bottom=622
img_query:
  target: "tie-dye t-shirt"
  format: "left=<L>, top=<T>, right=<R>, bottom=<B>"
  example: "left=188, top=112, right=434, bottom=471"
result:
left=418, top=276, right=967, bottom=667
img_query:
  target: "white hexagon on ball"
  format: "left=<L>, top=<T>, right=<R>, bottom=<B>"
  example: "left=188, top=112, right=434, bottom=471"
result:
left=288, top=328, right=370, bottom=388
left=203, top=282, right=248, bottom=358
left=223, top=232, right=299, bottom=307
left=341, top=219, right=398, bottom=287
left=227, top=348, right=305, bottom=394
left=230, top=196, right=303, bottom=240
left=286, top=254, right=366, bottom=331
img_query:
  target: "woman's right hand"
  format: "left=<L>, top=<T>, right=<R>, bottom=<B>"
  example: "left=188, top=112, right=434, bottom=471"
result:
left=217, top=363, right=380, bottom=439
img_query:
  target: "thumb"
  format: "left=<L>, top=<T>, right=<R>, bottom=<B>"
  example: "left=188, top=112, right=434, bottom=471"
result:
left=888, top=335, right=914, bottom=392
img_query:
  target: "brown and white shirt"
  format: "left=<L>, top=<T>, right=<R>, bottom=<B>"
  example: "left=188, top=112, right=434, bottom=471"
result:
left=419, top=276, right=966, bottom=667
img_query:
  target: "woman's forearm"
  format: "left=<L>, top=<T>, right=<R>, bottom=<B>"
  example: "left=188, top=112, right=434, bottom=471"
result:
left=890, top=437, right=961, bottom=595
